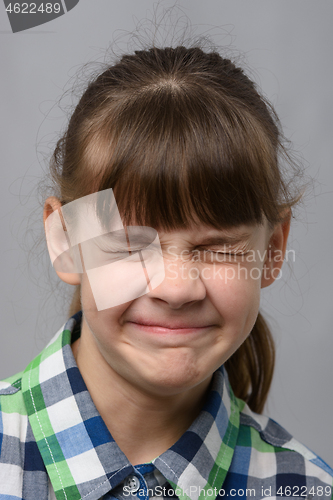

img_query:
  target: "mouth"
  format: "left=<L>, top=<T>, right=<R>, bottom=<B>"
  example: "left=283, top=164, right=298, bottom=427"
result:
left=127, top=320, right=215, bottom=334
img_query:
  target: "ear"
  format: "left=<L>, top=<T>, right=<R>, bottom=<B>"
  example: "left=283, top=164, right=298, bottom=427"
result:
left=261, top=210, right=291, bottom=288
left=43, top=196, right=81, bottom=286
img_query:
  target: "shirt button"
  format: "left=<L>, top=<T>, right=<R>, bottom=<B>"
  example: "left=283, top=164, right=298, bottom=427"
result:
left=124, top=475, right=141, bottom=492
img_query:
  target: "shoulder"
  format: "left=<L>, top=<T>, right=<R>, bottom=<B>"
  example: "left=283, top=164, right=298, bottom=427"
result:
left=0, top=371, right=28, bottom=451
left=0, top=313, right=79, bottom=437
left=0, top=372, right=29, bottom=489
left=0, top=370, right=26, bottom=417
left=230, top=397, right=333, bottom=496
left=0, top=316, right=71, bottom=456
left=0, top=370, right=51, bottom=498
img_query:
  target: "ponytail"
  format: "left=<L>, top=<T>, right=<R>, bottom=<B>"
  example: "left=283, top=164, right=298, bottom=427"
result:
left=68, top=285, right=81, bottom=318
left=225, top=312, right=275, bottom=414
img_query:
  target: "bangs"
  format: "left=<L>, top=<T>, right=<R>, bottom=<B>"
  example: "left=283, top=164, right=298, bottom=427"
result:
left=87, top=83, right=284, bottom=231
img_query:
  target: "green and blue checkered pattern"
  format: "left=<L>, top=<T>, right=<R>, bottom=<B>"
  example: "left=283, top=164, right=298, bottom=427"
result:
left=0, top=311, right=332, bottom=500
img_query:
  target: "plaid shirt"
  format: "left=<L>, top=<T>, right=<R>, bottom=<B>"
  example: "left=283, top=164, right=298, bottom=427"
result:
left=0, top=312, right=332, bottom=500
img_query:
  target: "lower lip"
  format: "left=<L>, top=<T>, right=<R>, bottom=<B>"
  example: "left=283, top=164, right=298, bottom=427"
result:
left=128, top=322, right=213, bottom=334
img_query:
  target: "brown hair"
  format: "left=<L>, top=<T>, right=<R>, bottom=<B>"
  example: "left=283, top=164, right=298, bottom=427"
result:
left=50, top=46, right=303, bottom=414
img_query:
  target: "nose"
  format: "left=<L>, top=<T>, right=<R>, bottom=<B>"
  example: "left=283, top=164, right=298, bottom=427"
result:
left=146, top=256, right=207, bottom=309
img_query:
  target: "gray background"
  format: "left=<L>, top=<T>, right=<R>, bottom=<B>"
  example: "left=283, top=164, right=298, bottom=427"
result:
left=0, top=0, right=332, bottom=466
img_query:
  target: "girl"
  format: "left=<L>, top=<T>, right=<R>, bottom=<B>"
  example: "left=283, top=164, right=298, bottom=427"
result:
left=0, top=45, right=332, bottom=500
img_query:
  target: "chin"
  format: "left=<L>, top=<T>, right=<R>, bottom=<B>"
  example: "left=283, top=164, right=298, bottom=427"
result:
left=137, top=358, right=210, bottom=395
left=142, top=376, right=203, bottom=397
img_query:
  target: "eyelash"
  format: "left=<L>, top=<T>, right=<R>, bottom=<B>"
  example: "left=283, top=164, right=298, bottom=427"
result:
left=97, top=243, right=142, bottom=254
left=191, top=249, right=251, bottom=263
left=95, top=243, right=249, bottom=259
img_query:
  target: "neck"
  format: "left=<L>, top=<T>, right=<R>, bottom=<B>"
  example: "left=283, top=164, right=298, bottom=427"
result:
left=72, top=323, right=212, bottom=465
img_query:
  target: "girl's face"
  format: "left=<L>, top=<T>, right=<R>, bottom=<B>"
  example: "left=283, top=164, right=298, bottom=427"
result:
left=76, top=219, right=285, bottom=397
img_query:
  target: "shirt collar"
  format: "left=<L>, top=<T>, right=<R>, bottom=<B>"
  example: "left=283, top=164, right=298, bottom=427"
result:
left=21, top=312, right=240, bottom=500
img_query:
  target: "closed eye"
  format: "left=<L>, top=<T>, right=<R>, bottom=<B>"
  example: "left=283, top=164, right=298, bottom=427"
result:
left=194, top=247, right=250, bottom=262
left=205, top=249, right=248, bottom=255
left=196, top=246, right=249, bottom=255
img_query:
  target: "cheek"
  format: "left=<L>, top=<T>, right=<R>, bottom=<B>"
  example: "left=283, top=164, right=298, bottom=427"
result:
left=205, top=264, right=261, bottom=327
left=80, top=273, right=131, bottom=329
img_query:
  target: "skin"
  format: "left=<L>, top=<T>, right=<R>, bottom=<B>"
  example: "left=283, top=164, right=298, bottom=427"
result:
left=44, top=196, right=290, bottom=465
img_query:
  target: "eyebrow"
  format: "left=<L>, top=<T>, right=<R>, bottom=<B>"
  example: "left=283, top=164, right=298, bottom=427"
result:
left=196, top=232, right=253, bottom=246
left=99, top=229, right=253, bottom=247
left=98, top=230, right=154, bottom=246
